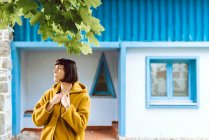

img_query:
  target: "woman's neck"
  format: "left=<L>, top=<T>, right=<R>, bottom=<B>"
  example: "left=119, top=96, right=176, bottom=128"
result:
left=60, top=82, right=72, bottom=94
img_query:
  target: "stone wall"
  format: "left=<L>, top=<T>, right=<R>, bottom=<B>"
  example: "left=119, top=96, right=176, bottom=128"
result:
left=0, top=29, right=13, bottom=140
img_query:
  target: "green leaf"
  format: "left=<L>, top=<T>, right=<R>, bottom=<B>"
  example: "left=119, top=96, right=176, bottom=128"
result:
left=60, top=11, right=78, bottom=33
left=65, top=41, right=81, bottom=55
left=52, top=23, right=64, bottom=34
left=30, top=12, right=42, bottom=25
left=10, top=14, right=22, bottom=26
left=69, top=9, right=82, bottom=24
left=84, top=0, right=102, bottom=8
left=38, top=24, right=53, bottom=40
left=86, top=31, right=99, bottom=46
left=52, top=36, right=69, bottom=46
left=79, top=6, right=104, bottom=35
left=43, top=3, right=57, bottom=15
left=79, top=22, right=91, bottom=32
left=16, top=0, right=38, bottom=14
left=80, top=43, right=92, bottom=55
left=2, top=3, right=14, bottom=15
left=69, top=0, right=77, bottom=7
left=24, top=12, right=33, bottom=18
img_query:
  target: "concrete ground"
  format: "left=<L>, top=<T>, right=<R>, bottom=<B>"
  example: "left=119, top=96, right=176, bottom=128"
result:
left=20, top=130, right=116, bottom=140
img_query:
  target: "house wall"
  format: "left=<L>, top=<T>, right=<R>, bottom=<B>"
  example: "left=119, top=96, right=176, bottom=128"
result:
left=20, top=50, right=118, bottom=129
left=125, top=47, right=209, bottom=138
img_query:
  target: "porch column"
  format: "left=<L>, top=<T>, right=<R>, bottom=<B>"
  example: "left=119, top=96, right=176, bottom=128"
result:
left=0, top=29, right=13, bottom=139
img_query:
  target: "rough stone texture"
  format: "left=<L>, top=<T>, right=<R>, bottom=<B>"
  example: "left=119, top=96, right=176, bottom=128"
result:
left=0, top=94, right=5, bottom=111
left=2, top=58, right=11, bottom=70
left=11, top=136, right=21, bottom=140
left=0, top=72, right=7, bottom=81
left=5, top=93, right=12, bottom=134
left=0, top=82, right=8, bottom=93
left=2, top=30, right=9, bottom=41
left=0, top=31, right=2, bottom=40
left=0, top=42, right=10, bottom=57
left=0, top=29, right=12, bottom=140
left=0, top=76, right=7, bottom=81
left=0, top=131, right=12, bottom=140
left=0, top=113, right=5, bottom=135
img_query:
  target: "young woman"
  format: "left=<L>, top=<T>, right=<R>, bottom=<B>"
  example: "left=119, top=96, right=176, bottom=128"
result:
left=32, top=58, right=91, bottom=140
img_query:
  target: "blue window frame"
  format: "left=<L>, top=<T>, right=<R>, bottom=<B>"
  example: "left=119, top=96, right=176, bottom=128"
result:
left=90, top=53, right=116, bottom=98
left=146, top=56, right=199, bottom=108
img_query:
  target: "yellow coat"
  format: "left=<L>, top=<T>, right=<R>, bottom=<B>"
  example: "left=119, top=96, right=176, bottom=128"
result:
left=32, top=81, right=91, bottom=140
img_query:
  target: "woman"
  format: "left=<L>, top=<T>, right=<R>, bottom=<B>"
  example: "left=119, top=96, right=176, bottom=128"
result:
left=32, top=58, right=91, bottom=140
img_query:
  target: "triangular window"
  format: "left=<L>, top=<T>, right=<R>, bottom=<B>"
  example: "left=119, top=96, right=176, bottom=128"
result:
left=90, top=53, right=116, bottom=97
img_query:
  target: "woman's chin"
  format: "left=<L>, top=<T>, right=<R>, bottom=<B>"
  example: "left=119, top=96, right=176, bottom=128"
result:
left=54, top=78, right=60, bottom=83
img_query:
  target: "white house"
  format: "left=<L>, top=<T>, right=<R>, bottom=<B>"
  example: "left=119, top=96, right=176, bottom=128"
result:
left=1, top=0, right=209, bottom=139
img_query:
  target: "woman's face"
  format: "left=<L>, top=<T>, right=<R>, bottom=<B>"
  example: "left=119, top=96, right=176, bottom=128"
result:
left=53, top=65, right=65, bottom=83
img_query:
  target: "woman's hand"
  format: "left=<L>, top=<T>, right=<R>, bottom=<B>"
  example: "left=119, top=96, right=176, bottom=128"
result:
left=46, top=94, right=62, bottom=112
left=50, top=94, right=63, bottom=105
left=61, top=94, right=71, bottom=110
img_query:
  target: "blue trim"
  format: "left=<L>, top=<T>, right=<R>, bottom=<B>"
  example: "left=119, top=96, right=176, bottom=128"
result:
left=121, top=42, right=209, bottom=48
left=11, top=42, right=21, bottom=135
left=90, top=53, right=116, bottom=98
left=118, top=43, right=126, bottom=136
left=146, top=57, right=151, bottom=108
left=92, top=91, right=113, bottom=95
left=24, top=114, right=32, bottom=118
left=167, top=63, right=172, bottom=99
left=12, top=42, right=120, bottom=50
left=13, top=41, right=209, bottom=49
left=146, top=56, right=199, bottom=109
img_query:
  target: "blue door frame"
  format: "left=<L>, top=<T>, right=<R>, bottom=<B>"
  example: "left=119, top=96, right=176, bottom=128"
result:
left=11, top=41, right=126, bottom=137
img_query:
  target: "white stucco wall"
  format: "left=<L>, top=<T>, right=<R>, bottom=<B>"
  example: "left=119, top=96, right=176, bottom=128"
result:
left=126, top=47, right=209, bottom=138
left=20, top=50, right=27, bottom=130
left=20, top=50, right=118, bottom=129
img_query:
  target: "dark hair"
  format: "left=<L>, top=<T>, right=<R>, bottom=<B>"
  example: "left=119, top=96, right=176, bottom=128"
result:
left=55, top=58, right=78, bottom=83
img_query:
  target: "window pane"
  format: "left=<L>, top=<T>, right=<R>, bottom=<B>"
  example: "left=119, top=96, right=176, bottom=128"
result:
left=95, top=63, right=108, bottom=92
left=151, top=63, right=167, bottom=96
left=172, top=63, right=188, bottom=96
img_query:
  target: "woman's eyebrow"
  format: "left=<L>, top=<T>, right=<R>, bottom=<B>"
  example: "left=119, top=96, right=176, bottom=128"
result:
left=59, top=65, right=64, bottom=69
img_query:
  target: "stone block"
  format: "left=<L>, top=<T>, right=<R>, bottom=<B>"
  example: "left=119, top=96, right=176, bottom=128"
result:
left=0, top=94, right=5, bottom=111
left=2, top=58, right=11, bottom=70
left=0, top=42, right=10, bottom=57
left=0, top=113, right=5, bottom=135
left=0, top=83, right=8, bottom=93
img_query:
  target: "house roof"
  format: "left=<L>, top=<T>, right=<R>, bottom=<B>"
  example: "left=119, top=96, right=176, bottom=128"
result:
left=14, top=0, right=209, bottom=42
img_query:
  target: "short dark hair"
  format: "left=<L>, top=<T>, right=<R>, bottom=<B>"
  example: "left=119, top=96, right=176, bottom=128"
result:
left=55, top=58, right=78, bottom=83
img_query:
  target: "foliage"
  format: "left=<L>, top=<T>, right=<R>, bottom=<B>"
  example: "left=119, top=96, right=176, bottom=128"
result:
left=0, top=0, right=105, bottom=55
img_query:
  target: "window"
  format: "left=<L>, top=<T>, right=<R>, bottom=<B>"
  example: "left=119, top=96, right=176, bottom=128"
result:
left=90, top=53, right=116, bottom=97
left=146, top=57, right=199, bottom=108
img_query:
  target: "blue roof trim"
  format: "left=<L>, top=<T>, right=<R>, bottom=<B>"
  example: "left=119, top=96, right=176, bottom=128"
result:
left=12, top=41, right=120, bottom=50
left=90, top=52, right=116, bottom=98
